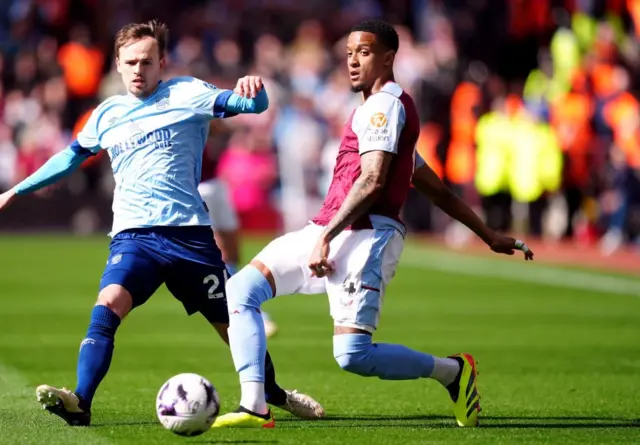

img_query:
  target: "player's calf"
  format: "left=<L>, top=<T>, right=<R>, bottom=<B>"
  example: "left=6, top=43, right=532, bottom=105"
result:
left=333, top=333, right=479, bottom=427
left=335, top=333, right=430, bottom=379
left=73, top=304, right=121, bottom=410
left=333, top=333, right=459, bottom=382
left=226, top=266, right=274, bottom=414
left=334, top=336, right=377, bottom=376
left=73, top=283, right=131, bottom=413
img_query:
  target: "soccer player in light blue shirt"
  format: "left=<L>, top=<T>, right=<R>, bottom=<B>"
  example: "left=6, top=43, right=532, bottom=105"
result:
left=0, top=20, right=323, bottom=426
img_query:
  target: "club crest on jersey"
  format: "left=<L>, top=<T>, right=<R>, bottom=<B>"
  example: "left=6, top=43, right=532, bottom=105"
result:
left=155, top=90, right=170, bottom=110
left=369, top=112, right=388, bottom=128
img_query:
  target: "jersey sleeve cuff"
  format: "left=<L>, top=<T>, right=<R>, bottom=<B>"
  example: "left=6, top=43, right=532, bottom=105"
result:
left=213, top=90, right=237, bottom=119
left=70, top=139, right=98, bottom=158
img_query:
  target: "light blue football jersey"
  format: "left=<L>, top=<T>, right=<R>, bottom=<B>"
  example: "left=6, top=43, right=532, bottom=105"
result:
left=76, top=76, right=234, bottom=236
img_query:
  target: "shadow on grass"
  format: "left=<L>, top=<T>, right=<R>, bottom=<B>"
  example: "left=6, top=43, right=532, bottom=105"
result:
left=190, top=441, right=279, bottom=444
left=92, top=414, right=640, bottom=431
left=275, top=413, right=640, bottom=429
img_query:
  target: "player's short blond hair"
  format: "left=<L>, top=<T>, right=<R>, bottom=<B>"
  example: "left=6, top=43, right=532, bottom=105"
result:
left=114, top=19, right=168, bottom=58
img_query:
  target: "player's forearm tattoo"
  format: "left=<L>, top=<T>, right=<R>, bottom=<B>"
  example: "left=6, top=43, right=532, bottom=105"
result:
left=322, top=153, right=386, bottom=242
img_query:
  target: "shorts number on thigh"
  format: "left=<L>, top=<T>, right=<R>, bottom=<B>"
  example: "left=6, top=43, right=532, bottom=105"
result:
left=326, top=229, right=404, bottom=333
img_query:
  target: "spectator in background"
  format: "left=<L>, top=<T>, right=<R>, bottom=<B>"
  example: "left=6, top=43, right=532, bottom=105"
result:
left=217, top=130, right=280, bottom=232
left=0, top=0, right=638, bottom=255
left=475, top=96, right=514, bottom=233
left=599, top=67, right=640, bottom=253
left=549, top=71, right=594, bottom=239
left=57, top=24, right=104, bottom=114
left=0, top=123, right=17, bottom=192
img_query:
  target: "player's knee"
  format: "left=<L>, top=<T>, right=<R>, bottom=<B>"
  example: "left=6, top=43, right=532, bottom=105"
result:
left=334, top=351, right=376, bottom=376
left=97, top=284, right=133, bottom=319
left=226, top=266, right=272, bottom=312
left=333, top=334, right=375, bottom=376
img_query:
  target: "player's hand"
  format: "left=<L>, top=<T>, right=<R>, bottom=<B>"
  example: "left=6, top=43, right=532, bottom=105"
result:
left=0, top=189, right=17, bottom=212
left=489, top=233, right=534, bottom=260
left=234, top=76, right=263, bottom=99
left=308, top=236, right=335, bottom=278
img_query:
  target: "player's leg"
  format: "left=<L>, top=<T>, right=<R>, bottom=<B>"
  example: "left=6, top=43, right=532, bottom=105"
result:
left=215, top=226, right=326, bottom=427
left=185, top=288, right=289, bottom=410
left=203, top=317, right=307, bottom=421
left=36, top=231, right=164, bottom=426
left=199, top=179, right=278, bottom=338
left=162, top=226, right=323, bottom=427
left=327, top=229, right=480, bottom=427
left=327, top=230, right=451, bottom=381
left=206, top=321, right=284, bottom=408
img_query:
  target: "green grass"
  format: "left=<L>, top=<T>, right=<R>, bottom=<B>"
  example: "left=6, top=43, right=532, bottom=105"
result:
left=0, top=235, right=638, bottom=444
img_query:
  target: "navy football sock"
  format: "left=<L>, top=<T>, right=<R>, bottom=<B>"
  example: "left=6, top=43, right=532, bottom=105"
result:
left=74, top=305, right=121, bottom=409
left=264, top=351, right=287, bottom=406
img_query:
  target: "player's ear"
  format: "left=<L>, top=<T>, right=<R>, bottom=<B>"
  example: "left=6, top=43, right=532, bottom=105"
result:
left=383, top=50, right=395, bottom=67
left=159, top=56, right=166, bottom=69
left=115, top=58, right=122, bottom=74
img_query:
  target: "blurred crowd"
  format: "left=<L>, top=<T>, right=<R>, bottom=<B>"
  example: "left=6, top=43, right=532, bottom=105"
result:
left=1, top=0, right=640, bottom=254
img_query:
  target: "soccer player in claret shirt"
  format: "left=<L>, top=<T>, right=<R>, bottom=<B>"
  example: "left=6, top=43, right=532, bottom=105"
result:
left=214, top=19, right=534, bottom=429
left=0, top=19, right=323, bottom=426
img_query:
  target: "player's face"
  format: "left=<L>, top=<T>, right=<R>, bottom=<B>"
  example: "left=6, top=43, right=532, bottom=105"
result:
left=116, top=36, right=165, bottom=98
left=346, top=31, right=393, bottom=93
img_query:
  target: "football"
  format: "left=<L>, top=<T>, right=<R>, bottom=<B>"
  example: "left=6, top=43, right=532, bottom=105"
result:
left=156, top=373, right=220, bottom=436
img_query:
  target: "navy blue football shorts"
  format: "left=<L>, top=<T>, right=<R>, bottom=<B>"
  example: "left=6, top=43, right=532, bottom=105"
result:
left=99, top=226, right=229, bottom=324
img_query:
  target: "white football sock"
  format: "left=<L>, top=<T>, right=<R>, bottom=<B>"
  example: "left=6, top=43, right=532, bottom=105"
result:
left=240, top=381, right=268, bottom=415
left=430, top=357, right=460, bottom=387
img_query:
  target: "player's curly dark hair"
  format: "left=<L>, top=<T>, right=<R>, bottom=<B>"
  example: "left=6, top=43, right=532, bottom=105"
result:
left=351, top=19, right=399, bottom=52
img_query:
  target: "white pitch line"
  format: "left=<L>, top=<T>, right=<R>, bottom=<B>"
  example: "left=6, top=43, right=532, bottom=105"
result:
left=400, top=246, right=640, bottom=298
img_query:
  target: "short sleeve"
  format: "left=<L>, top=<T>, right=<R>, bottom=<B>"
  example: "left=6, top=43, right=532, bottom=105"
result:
left=186, top=77, right=235, bottom=119
left=76, top=107, right=102, bottom=153
left=353, top=93, right=406, bottom=155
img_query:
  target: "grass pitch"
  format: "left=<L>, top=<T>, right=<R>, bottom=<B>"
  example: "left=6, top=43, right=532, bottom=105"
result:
left=0, top=235, right=638, bottom=444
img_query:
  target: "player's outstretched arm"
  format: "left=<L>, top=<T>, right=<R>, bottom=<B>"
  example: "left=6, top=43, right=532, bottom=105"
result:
left=0, top=143, right=91, bottom=212
left=224, top=76, right=269, bottom=114
left=411, top=162, right=534, bottom=260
